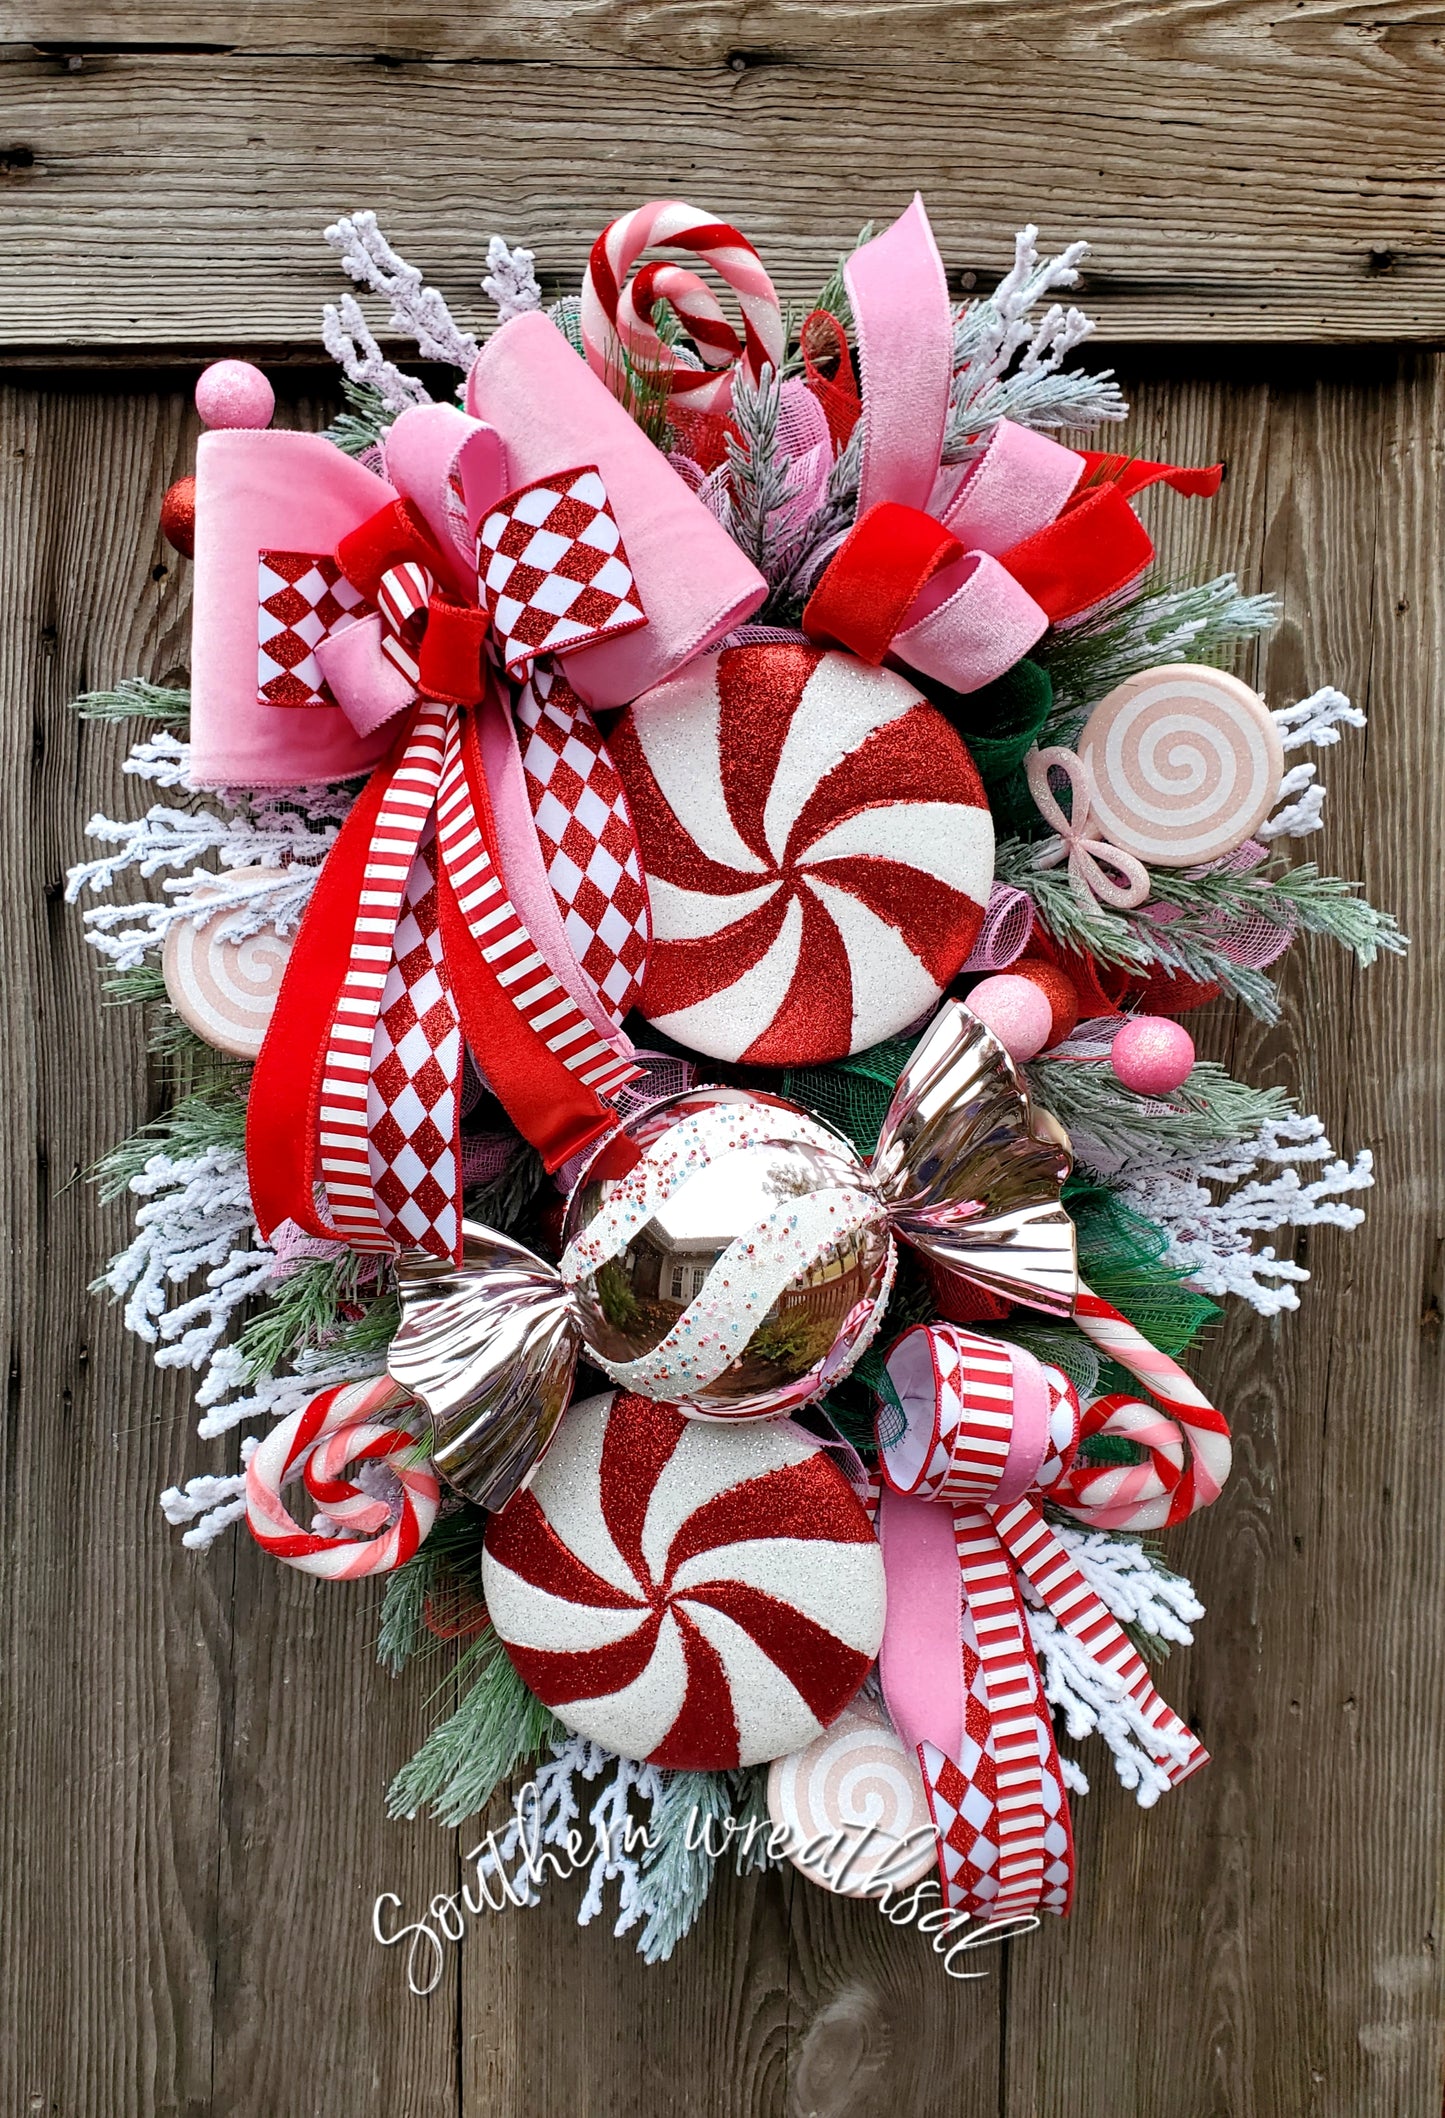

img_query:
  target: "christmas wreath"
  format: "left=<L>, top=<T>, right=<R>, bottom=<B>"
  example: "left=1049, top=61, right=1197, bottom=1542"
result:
left=69, top=195, right=1403, bottom=1962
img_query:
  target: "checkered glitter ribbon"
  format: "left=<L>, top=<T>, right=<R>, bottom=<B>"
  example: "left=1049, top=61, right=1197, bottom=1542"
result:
left=876, top=1315, right=1221, bottom=1924
left=476, top=467, right=646, bottom=678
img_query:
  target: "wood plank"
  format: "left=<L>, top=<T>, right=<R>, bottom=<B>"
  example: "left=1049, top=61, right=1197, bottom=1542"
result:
left=0, top=380, right=223, bottom=2117
left=1002, top=352, right=1445, bottom=2112
left=0, top=378, right=461, bottom=2117
left=2, top=0, right=1444, bottom=354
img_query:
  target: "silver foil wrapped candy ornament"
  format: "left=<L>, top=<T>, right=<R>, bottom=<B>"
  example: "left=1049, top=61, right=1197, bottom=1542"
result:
left=388, top=1001, right=1077, bottom=1509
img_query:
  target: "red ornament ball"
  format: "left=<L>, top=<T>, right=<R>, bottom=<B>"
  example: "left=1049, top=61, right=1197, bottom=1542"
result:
left=195, top=358, right=275, bottom=430
left=159, top=476, right=196, bottom=558
left=1008, top=955, right=1081, bottom=1047
left=1111, top=1015, right=1196, bottom=1095
left=965, top=973, right=1052, bottom=1062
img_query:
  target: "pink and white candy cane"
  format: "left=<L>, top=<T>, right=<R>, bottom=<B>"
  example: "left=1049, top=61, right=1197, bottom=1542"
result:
left=245, top=1376, right=440, bottom=1579
left=581, top=200, right=785, bottom=414
left=1052, top=1285, right=1233, bottom=1530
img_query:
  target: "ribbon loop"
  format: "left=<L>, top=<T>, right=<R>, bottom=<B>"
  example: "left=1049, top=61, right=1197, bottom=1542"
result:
left=1026, top=745, right=1152, bottom=911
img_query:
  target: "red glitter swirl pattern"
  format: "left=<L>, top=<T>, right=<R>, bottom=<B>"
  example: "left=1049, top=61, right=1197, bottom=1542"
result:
left=609, top=645, right=993, bottom=1064
left=482, top=1391, right=885, bottom=1768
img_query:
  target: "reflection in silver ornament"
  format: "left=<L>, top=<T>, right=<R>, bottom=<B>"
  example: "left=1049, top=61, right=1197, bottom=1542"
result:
left=390, top=1002, right=1077, bottom=1510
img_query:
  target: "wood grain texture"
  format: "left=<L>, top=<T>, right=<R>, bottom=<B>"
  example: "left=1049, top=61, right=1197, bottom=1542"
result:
left=2, top=364, right=1442, bottom=2109
left=3, top=0, right=1445, bottom=351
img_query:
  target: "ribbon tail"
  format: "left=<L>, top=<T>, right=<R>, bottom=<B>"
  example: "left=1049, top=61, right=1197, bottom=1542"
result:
left=246, top=712, right=416, bottom=1243
left=989, top=1495, right=1209, bottom=1789
left=434, top=712, right=621, bottom=1174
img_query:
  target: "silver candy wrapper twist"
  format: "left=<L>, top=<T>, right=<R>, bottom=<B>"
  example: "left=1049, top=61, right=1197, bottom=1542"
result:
left=388, top=1002, right=1077, bottom=1509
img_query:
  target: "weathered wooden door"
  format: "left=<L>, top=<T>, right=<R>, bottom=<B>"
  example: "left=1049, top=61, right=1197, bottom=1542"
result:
left=2, top=10, right=1441, bottom=2113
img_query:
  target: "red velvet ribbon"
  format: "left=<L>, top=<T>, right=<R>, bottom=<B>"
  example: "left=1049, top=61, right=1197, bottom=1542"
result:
left=803, top=502, right=964, bottom=665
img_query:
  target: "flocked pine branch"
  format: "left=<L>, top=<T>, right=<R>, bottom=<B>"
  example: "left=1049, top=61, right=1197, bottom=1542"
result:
left=943, top=227, right=1127, bottom=459
left=387, top=1625, right=566, bottom=1827
left=322, top=293, right=432, bottom=415
left=1039, top=576, right=1280, bottom=741
left=482, top=235, right=543, bottom=323
left=325, top=210, right=480, bottom=370
left=73, top=678, right=191, bottom=727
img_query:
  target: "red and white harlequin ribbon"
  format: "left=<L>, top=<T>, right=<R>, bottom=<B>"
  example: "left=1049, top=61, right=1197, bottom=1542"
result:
left=580, top=199, right=785, bottom=414
left=245, top=1375, right=440, bottom=1578
left=875, top=1295, right=1227, bottom=1922
left=474, top=467, right=646, bottom=678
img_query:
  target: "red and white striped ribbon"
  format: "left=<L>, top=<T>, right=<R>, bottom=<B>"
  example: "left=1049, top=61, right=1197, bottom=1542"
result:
left=992, top=1496, right=1207, bottom=1790
left=245, top=1375, right=440, bottom=1579
left=435, top=715, right=643, bottom=1099
left=376, top=558, right=434, bottom=686
left=319, top=702, right=450, bottom=1251
left=878, top=1315, right=1221, bottom=1924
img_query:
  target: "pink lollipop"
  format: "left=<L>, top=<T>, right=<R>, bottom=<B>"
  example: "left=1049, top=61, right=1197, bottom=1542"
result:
left=245, top=1376, right=439, bottom=1578
left=581, top=200, right=785, bottom=414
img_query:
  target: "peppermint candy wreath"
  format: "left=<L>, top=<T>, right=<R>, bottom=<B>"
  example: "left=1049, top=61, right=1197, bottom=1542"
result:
left=69, top=195, right=1403, bottom=1964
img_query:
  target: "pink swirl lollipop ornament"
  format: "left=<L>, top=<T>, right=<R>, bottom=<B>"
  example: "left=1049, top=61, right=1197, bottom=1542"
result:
left=581, top=200, right=786, bottom=414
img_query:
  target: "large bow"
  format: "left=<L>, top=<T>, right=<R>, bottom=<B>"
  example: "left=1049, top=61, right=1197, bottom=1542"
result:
left=222, top=316, right=770, bottom=1261
left=800, top=197, right=1221, bottom=696
left=874, top=1295, right=1231, bottom=1923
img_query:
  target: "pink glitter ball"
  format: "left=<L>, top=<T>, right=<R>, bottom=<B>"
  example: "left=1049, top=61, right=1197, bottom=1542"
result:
left=1112, top=1015, right=1196, bottom=1095
left=965, top=974, right=1054, bottom=1063
left=195, top=359, right=274, bottom=430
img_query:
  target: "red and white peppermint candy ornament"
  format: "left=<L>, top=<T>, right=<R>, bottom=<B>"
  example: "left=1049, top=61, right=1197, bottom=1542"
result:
left=161, top=867, right=295, bottom=1058
left=581, top=200, right=785, bottom=415
left=245, top=1376, right=440, bottom=1579
left=482, top=1391, right=885, bottom=1767
left=610, top=645, right=994, bottom=1063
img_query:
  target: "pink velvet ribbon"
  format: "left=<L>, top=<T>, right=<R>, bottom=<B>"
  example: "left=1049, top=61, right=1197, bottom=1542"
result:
left=816, top=196, right=1089, bottom=696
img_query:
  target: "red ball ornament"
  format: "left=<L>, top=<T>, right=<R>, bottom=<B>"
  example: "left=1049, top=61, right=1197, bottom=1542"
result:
left=1008, top=956, right=1081, bottom=1047
left=159, top=476, right=196, bottom=558
left=1111, top=1015, right=1196, bottom=1095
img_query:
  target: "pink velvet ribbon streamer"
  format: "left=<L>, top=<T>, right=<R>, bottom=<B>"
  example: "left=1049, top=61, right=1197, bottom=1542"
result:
left=832, top=196, right=1087, bottom=695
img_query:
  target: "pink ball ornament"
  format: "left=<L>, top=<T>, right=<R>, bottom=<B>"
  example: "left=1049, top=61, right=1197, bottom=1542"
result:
left=965, top=974, right=1054, bottom=1063
left=195, top=359, right=275, bottom=430
left=1111, top=1015, right=1196, bottom=1096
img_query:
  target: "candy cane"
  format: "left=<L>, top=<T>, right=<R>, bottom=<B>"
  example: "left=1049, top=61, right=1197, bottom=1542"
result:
left=1052, top=1285, right=1232, bottom=1529
left=245, top=1376, right=440, bottom=1578
left=581, top=200, right=785, bottom=414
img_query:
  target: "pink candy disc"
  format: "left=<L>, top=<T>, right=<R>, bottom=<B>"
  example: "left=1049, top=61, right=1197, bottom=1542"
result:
left=965, top=974, right=1054, bottom=1062
left=1077, top=664, right=1284, bottom=867
left=161, top=867, right=295, bottom=1058
left=1111, top=1015, right=1197, bottom=1095
left=195, top=359, right=275, bottom=431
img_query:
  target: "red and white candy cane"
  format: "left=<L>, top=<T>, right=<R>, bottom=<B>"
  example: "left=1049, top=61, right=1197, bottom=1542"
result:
left=581, top=200, right=785, bottom=414
left=245, top=1376, right=440, bottom=1579
left=1050, top=1284, right=1233, bottom=1530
